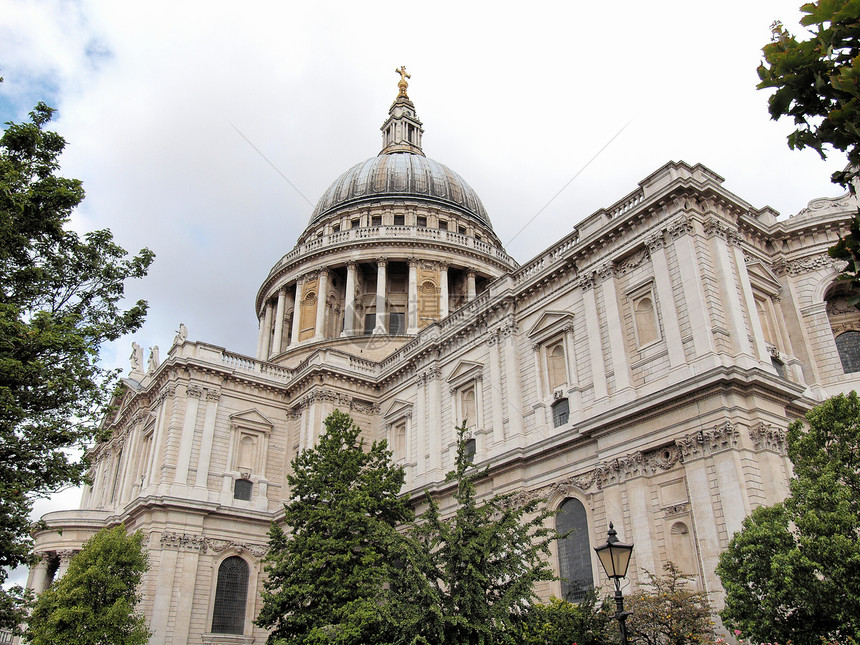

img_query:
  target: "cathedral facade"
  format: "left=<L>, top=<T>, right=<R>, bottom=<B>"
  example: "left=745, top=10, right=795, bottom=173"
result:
left=27, top=75, right=860, bottom=644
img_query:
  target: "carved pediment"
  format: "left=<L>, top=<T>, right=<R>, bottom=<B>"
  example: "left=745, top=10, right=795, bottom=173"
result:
left=229, top=409, right=274, bottom=434
left=446, top=360, right=483, bottom=389
left=526, top=310, right=574, bottom=343
left=383, top=398, right=413, bottom=421
left=746, top=261, right=782, bottom=295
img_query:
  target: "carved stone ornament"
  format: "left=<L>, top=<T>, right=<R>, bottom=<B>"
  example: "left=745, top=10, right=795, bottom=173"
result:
left=186, top=384, right=203, bottom=398
left=675, top=421, right=739, bottom=460
left=663, top=503, right=689, bottom=517
left=615, top=247, right=651, bottom=276
left=773, top=253, right=843, bottom=277
left=748, top=423, right=787, bottom=453
left=577, top=273, right=596, bottom=291
left=703, top=217, right=740, bottom=245
left=667, top=215, right=693, bottom=238
left=159, top=532, right=268, bottom=557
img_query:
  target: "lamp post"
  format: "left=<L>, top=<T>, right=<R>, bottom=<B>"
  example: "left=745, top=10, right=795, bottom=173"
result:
left=594, top=522, right=634, bottom=645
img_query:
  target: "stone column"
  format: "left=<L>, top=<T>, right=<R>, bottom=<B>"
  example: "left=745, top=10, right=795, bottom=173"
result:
left=669, top=218, right=715, bottom=359
left=502, top=320, right=524, bottom=445
left=144, top=393, right=170, bottom=489
left=173, top=385, right=202, bottom=489
left=487, top=332, right=505, bottom=445
left=56, top=550, right=75, bottom=579
left=272, top=288, right=287, bottom=355
left=193, top=389, right=220, bottom=491
left=314, top=270, right=329, bottom=341
left=440, top=263, right=449, bottom=319
left=563, top=322, right=582, bottom=413
left=291, top=280, right=302, bottom=346
left=28, top=554, right=50, bottom=594
left=581, top=274, right=608, bottom=401
left=597, top=261, right=632, bottom=396
left=407, top=260, right=419, bottom=334
left=342, top=262, right=357, bottom=337
left=707, top=219, right=754, bottom=362
left=648, top=234, right=686, bottom=371
left=734, top=244, right=772, bottom=364
left=413, top=374, right=426, bottom=476
left=374, top=259, right=388, bottom=334
left=255, top=311, right=266, bottom=359
left=260, top=301, right=274, bottom=360
left=466, top=270, right=477, bottom=301
left=427, top=368, right=442, bottom=475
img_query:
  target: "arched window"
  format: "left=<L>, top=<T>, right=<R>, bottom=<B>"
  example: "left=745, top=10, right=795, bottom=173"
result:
left=836, top=331, right=860, bottom=373
left=548, top=343, right=567, bottom=390
left=557, top=498, right=593, bottom=603
left=461, top=387, right=477, bottom=430
left=211, top=556, right=249, bottom=634
left=634, top=296, right=658, bottom=346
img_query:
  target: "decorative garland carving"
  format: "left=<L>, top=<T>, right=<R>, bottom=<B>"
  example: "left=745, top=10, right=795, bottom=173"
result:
left=773, top=253, right=842, bottom=276
left=615, top=248, right=650, bottom=276
left=663, top=503, right=689, bottom=517
left=748, top=423, right=787, bottom=453
left=159, top=532, right=268, bottom=557
left=675, top=421, right=739, bottom=459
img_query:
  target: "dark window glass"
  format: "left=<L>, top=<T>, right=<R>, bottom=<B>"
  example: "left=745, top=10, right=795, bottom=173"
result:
left=364, top=313, right=375, bottom=335
left=557, top=498, right=593, bottom=603
left=394, top=214, right=405, bottom=226
left=771, top=358, right=786, bottom=379
left=439, top=220, right=448, bottom=231
left=234, top=479, right=252, bottom=500
left=464, top=438, right=476, bottom=462
left=389, top=312, right=405, bottom=335
left=417, top=216, right=427, bottom=227
left=212, top=556, right=249, bottom=634
left=836, top=331, right=860, bottom=373
left=552, top=398, right=570, bottom=427
left=351, top=218, right=360, bottom=229
left=371, top=216, right=382, bottom=226
left=459, top=226, right=467, bottom=235
left=332, top=224, right=340, bottom=233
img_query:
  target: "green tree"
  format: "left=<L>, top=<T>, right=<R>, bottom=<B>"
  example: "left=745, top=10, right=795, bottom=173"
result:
left=24, top=524, right=150, bottom=645
left=0, top=103, right=153, bottom=630
left=625, top=562, right=716, bottom=645
left=515, top=594, right=614, bottom=645
left=717, top=392, right=860, bottom=645
left=390, top=423, right=559, bottom=645
left=255, top=409, right=412, bottom=645
left=757, top=0, right=860, bottom=188
left=758, top=1, right=860, bottom=302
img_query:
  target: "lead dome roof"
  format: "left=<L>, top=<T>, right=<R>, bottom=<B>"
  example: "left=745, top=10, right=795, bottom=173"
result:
left=308, top=152, right=492, bottom=228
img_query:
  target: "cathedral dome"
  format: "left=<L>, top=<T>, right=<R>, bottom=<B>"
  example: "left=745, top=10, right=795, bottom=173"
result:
left=308, top=152, right=492, bottom=228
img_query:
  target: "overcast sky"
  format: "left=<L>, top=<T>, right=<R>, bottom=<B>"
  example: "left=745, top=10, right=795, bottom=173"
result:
left=0, top=0, right=849, bottom=583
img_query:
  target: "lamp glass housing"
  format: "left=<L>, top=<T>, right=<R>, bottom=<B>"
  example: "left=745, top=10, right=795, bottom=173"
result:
left=595, top=535, right=633, bottom=579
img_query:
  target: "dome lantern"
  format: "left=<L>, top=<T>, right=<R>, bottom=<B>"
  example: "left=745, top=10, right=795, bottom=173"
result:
left=379, top=66, right=425, bottom=156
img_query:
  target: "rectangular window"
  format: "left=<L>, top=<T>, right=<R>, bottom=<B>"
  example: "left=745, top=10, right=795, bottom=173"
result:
left=371, top=215, right=382, bottom=226
left=351, top=218, right=360, bottom=229
left=332, top=224, right=340, bottom=233
left=394, top=214, right=405, bottom=226
left=459, top=226, right=467, bottom=235
left=364, top=313, right=375, bottom=335
left=417, top=216, right=427, bottom=227
left=439, top=220, right=448, bottom=231
left=389, top=312, right=405, bottom=335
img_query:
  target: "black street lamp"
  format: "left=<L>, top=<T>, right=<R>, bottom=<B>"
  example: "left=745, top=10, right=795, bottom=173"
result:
left=594, top=522, right=634, bottom=645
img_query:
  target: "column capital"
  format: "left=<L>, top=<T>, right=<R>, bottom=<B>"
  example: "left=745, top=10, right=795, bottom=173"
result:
left=346, top=260, right=358, bottom=270
left=377, top=257, right=388, bottom=268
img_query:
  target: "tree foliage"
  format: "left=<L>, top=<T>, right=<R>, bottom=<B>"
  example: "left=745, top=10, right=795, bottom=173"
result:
left=256, top=410, right=412, bottom=645
left=389, top=423, right=559, bottom=645
left=0, top=103, right=153, bottom=628
left=625, top=562, right=716, bottom=645
left=514, top=594, right=614, bottom=645
left=717, top=392, right=860, bottom=645
left=24, top=524, right=150, bottom=645
left=758, top=0, right=860, bottom=188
